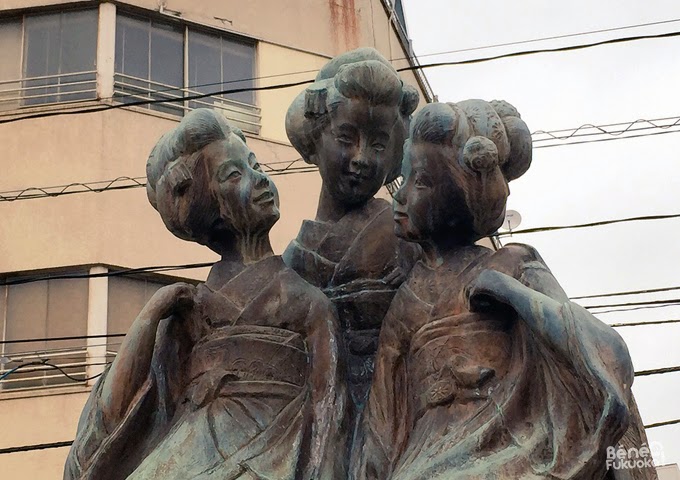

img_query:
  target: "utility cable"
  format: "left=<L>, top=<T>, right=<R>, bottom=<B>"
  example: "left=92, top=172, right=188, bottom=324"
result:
left=3, top=29, right=680, bottom=126
left=498, top=213, right=680, bottom=236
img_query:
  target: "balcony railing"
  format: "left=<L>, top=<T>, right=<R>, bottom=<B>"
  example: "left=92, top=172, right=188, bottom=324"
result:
left=113, top=73, right=262, bottom=135
left=0, top=347, right=90, bottom=393
left=0, top=71, right=97, bottom=111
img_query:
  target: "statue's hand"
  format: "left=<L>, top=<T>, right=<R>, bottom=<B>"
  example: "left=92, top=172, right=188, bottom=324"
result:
left=466, top=269, right=528, bottom=314
left=145, top=282, right=196, bottom=321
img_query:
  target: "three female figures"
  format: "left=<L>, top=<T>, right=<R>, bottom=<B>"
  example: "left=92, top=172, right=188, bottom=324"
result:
left=66, top=47, right=650, bottom=479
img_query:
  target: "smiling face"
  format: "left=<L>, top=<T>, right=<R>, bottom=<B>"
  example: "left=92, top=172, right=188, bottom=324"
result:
left=202, top=134, right=280, bottom=236
left=316, top=97, right=402, bottom=207
left=393, top=141, right=473, bottom=244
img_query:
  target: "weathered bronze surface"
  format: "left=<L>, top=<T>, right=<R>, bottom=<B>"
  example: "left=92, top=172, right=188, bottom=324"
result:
left=65, top=49, right=655, bottom=480
left=64, top=110, right=347, bottom=479
left=350, top=101, right=656, bottom=480
left=283, top=48, right=421, bottom=435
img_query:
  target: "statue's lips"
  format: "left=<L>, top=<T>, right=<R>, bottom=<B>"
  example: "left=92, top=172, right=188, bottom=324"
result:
left=393, top=211, right=408, bottom=222
left=253, top=191, right=275, bottom=204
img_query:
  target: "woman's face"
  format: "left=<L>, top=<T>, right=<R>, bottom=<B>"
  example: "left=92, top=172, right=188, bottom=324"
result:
left=393, top=142, right=471, bottom=243
left=203, top=135, right=280, bottom=235
left=316, top=97, right=402, bottom=206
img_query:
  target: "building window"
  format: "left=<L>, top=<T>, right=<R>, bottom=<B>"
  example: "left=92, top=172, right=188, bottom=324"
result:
left=0, top=10, right=98, bottom=110
left=113, top=12, right=260, bottom=134
left=106, top=275, right=168, bottom=354
left=114, top=14, right=184, bottom=116
left=0, top=276, right=89, bottom=391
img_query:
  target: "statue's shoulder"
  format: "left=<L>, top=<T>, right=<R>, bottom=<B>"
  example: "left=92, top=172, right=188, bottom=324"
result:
left=487, top=242, right=549, bottom=277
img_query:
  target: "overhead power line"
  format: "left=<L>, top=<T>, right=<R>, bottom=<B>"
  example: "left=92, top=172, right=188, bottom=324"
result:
left=2, top=28, right=680, bottom=126
left=0, top=158, right=316, bottom=202
left=571, top=285, right=680, bottom=300
left=610, top=318, right=680, bottom=328
left=3, top=111, right=679, bottom=203
left=635, top=366, right=680, bottom=377
left=592, top=303, right=680, bottom=315
left=585, top=298, right=680, bottom=310
left=0, top=360, right=109, bottom=382
left=499, top=213, right=680, bottom=236
left=110, top=17, right=680, bottom=97
left=0, top=262, right=212, bottom=287
left=408, top=17, right=680, bottom=61
left=0, top=440, right=74, bottom=455
left=0, top=333, right=125, bottom=346
left=644, top=418, right=680, bottom=429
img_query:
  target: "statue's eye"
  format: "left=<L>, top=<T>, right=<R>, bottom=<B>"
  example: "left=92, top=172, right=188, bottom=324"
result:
left=336, top=135, right=353, bottom=145
left=252, top=162, right=262, bottom=171
left=372, top=143, right=386, bottom=152
left=217, top=165, right=242, bottom=183
left=414, top=174, right=431, bottom=188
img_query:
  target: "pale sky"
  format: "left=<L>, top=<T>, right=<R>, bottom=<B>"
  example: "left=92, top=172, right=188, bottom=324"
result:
left=402, top=0, right=680, bottom=468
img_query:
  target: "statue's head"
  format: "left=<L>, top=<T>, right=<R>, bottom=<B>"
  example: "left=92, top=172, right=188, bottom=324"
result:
left=393, top=100, right=532, bottom=244
left=147, top=109, right=280, bottom=254
left=286, top=47, right=419, bottom=207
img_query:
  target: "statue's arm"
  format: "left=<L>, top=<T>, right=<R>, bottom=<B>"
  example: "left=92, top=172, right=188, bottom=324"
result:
left=99, top=282, right=195, bottom=428
left=467, top=245, right=633, bottom=389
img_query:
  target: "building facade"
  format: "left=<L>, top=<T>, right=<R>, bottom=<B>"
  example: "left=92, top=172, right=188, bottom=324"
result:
left=0, top=1, right=432, bottom=477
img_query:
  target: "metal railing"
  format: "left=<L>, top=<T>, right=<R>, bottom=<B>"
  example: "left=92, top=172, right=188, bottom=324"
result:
left=0, top=71, right=97, bottom=111
left=113, top=73, right=262, bottom=135
left=0, top=348, right=89, bottom=392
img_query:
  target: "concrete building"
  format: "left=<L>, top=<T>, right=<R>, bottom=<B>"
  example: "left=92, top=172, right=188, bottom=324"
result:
left=0, top=1, right=432, bottom=478
left=659, top=464, right=680, bottom=480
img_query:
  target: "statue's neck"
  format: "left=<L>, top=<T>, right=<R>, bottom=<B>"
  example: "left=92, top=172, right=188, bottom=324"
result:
left=420, top=233, right=476, bottom=269
left=207, top=232, right=274, bottom=288
left=315, top=183, right=364, bottom=223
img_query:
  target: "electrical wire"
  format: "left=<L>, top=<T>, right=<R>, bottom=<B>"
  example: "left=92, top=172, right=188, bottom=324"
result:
left=498, top=213, right=680, bottom=236
left=610, top=319, right=680, bottom=328
left=592, top=303, right=680, bottom=315
left=0, top=360, right=109, bottom=382
left=402, top=17, right=680, bottom=61
left=0, top=262, right=212, bottom=287
left=3, top=29, right=680, bottom=126
left=0, top=333, right=126, bottom=346
left=585, top=299, right=680, bottom=310
left=0, top=440, right=74, bottom=455
left=571, top=285, right=680, bottom=300
left=635, top=366, right=680, bottom=377
left=644, top=418, right=680, bottom=429
left=3, top=109, right=678, bottom=203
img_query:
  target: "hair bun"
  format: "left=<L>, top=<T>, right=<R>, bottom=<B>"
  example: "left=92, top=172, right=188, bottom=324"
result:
left=463, top=136, right=499, bottom=173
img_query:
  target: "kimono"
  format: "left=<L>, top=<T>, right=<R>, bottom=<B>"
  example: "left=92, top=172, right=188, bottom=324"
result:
left=353, top=243, right=647, bottom=480
left=64, top=256, right=346, bottom=480
left=283, top=197, right=420, bottom=427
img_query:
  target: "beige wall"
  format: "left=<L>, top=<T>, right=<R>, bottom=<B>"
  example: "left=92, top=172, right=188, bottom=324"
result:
left=0, top=389, right=89, bottom=479
left=0, top=107, right=325, bottom=276
left=0, top=0, right=421, bottom=62
left=659, top=465, right=680, bottom=480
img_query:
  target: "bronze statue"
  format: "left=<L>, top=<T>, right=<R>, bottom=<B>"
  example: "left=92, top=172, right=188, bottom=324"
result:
left=64, top=110, right=347, bottom=480
left=283, top=48, right=421, bottom=433
left=351, top=100, right=652, bottom=480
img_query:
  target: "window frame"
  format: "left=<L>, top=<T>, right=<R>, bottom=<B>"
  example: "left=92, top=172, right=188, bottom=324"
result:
left=112, top=8, right=261, bottom=134
left=0, top=7, right=99, bottom=110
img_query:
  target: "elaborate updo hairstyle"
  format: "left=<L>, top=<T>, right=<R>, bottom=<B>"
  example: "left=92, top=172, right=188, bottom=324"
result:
left=409, top=99, right=532, bottom=239
left=146, top=109, right=247, bottom=250
left=286, top=47, right=420, bottom=183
